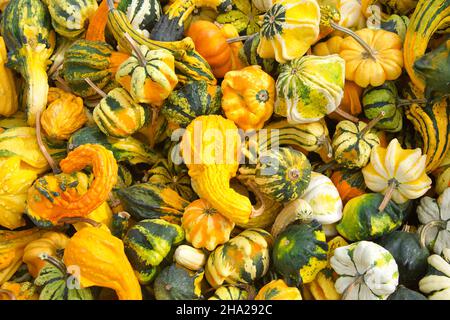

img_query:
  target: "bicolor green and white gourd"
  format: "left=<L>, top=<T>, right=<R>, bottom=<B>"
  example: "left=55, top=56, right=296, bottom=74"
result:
left=275, top=54, right=345, bottom=124
left=362, top=82, right=403, bottom=132
left=419, top=248, right=450, bottom=300
left=330, top=241, right=399, bottom=300
left=154, top=264, right=204, bottom=300
left=272, top=220, right=328, bottom=285
left=123, top=219, right=185, bottom=284
left=253, top=147, right=312, bottom=203
left=117, top=0, right=162, bottom=38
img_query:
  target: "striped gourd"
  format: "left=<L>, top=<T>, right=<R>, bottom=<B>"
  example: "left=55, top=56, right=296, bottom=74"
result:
left=255, top=279, right=302, bottom=300
left=116, top=183, right=190, bottom=224
left=404, top=0, right=450, bottom=92
left=43, top=0, right=98, bottom=38
left=117, top=0, right=161, bottom=37
left=61, top=40, right=129, bottom=99
left=238, top=34, right=278, bottom=77
left=380, top=14, right=409, bottom=41
left=205, top=229, right=273, bottom=288
left=1, top=0, right=55, bottom=126
left=209, top=286, right=249, bottom=300
left=147, top=158, right=197, bottom=202
left=405, top=83, right=450, bottom=172
left=93, top=88, right=148, bottom=138
left=106, top=2, right=216, bottom=85
left=123, top=219, right=184, bottom=284
left=362, top=82, right=403, bottom=132
left=161, top=81, right=222, bottom=127
left=254, top=147, right=311, bottom=203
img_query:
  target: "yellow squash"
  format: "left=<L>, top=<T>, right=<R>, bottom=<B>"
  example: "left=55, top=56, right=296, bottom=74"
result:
left=0, top=36, right=18, bottom=117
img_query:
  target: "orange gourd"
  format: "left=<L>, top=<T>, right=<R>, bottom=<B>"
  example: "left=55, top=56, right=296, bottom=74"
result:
left=85, top=0, right=117, bottom=41
left=331, top=169, right=366, bottom=205
left=328, top=81, right=363, bottom=121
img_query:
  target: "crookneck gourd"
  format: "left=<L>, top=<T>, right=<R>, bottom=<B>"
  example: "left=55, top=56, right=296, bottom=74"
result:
left=26, top=144, right=118, bottom=227
left=1, top=0, right=55, bottom=125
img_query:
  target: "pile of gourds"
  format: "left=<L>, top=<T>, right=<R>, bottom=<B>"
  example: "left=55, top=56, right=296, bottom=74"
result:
left=0, top=0, right=449, bottom=301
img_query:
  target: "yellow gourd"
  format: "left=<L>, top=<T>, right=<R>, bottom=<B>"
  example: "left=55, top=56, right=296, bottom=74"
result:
left=0, top=36, right=18, bottom=117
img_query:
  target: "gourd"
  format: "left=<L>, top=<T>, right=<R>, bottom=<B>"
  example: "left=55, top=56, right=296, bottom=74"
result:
left=68, top=126, right=159, bottom=165
left=252, top=0, right=274, bottom=11
left=362, top=81, right=403, bottom=132
left=221, top=65, right=275, bottom=130
left=90, top=86, right=148, bottom=139
left=215, top=0, right=262, bottom=35
left=209, top=286, right=249, bottom=300
left=106, top=1, right=216, bottom=85
left=0, top=228, right=42, bottom=285
left=330, top=169, right=366, bottom=205
left=272, top=220, right=328, bottom=286
left=180, top=115, right=258, bottom=225
left=116, top=183, right=190, bottom=224
left=419, top=248, right=450, bottom=300
left=404, top=83, right=450, bottom=173
left=61, top=40, right=129, bottom=99
left=238, top=34, right=278, bottom=77
left=336, top=193, right=412, bottom=241
left=41, top=89, right=88, bottom=141
left=117, top=0, right=162, bottom=38
left=253, top=147, right=311, bottom=203
left=379, top=231, right=430, bottom=288
left=435, top=150, right=450, bottom=194
left=312, top=36, right=343, bottom=56
left=123, top=219, right=184, bottom=284
left=271, top=199, right=313, bottom=238
left=275, top=54, right=345, bottom=124
left=63, top=225, right=142, bottom=300
left=255, top=279, right=302, bottom=300
left=332, top=117, right=382, bottom=169
left=34, top=256, right=94, bottom=300
left=388, top=285, right=427, bottom=300
left=257, top=0, right=321, bottom=63
left=328, top=81, right=363, bottom=121
left=85, top=0, right=113, bottom=41
left=336, top=0, right=366, bottom=30
left=0, top=282, right=38, bottom=300
left=205, top=229, right=272, bottom=288
left=26, top=144, right=118, bottom=227
left=403, top=0, right=450, bottom=93
left=0, top=157, right=40, bottom=230
left=181, top=199, right=235, bottom=251
left=73, top=201, right=113, bottom=232
left=0, top=36, right=18, bottom=117
left=150, top=0, right=233, bottom=41
left=115, top=42, right=178, bottom=108
left=154, top=264, right=204, bottom=300
left=330, top=241, right=399, bottom=300
left=173, top=245, right=207, bottom=271
left=23, top=232, right=70, bottom=278
left=417, top=188, right=450, bottom=255
left=1, top=0, right=55, bottom=126
left=362, top=138, right=432, bottom=211
left=380, top=14, right=409, bottom=41
left=185, top=21, right=241, bottom=78
left=339, top=28, right=404, bottom=88
left=300, top=172, right=343, bottom=228
left=43, top=0, right=98, bottom=38
left=147, top=159, right=197, bottom=202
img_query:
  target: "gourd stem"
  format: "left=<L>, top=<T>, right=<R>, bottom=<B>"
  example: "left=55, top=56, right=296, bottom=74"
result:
left=271, top=209, right=301, bottom=238
left=341, top=275, right=364, bottom=300
left=54, top=75, right=73, bottom=94
left=36, top=109, right=61, bottom=174
left=117, top=211, right=131, bottom=219
left=378, top=180, right=397, bottom=212
left=106, top=0, right=115, bottom=11
left=419, top=220, right=447, bottom=249
left=123, top=32, right=146, bottom=67
left=359, top=111, right=386, bottom=136
left=334, top=107, right=360, bottom=123
left=39, top=253, right=67, bottom=274
left=84, top=78, right=107, bottom=98
left=58, top=216, right=102, bottom=228
left=0, top=289, right=16, bottom=300
left=319, top=135, right=333, bottom=159
left=316, top=160, right=337, bottom=173
left=226, top=34, right=256, bottom=44
left=330, top=21, right=377, bottom=59
left=397, top=98, right=428, bottom=107
left=287, top=168, right=300, bottom=181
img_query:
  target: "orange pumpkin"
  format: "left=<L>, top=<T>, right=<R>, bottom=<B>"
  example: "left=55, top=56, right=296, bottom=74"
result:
left=328, top=81, right=363, bottom=121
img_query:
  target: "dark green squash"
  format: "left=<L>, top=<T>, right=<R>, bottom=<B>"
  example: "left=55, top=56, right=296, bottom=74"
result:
left=387, top=285, right=427, bottom=300
left=116, top=183, right=190, bottom=223
left=336, top=193, right=413, bottom=241
left=272, top=220, right=328, bottom=286
left=378, top=231, right=430, bottom=288
left=123, top=219, right=184, bottom=284
left=111, top=211, right=131, bottom=239
left=154, top=263, right=204, bottom=300
left=380, top=15, right=409, bottom=41
left=161, top=81, right=222, bottom=127
left=117, top=0, right=161, bottom=36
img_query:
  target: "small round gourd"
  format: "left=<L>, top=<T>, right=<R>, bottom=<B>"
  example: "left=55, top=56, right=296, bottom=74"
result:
left=254, top=147, right=311, bottom=203
left=255, top=279, right=302, bottom=300
left=154, top=264, right=204, bottom=300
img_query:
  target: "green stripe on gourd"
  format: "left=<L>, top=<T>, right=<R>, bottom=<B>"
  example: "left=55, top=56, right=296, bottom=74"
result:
left=254, top=147, right=311, bottom=203
left=239, top=34, right=279, bottom=77
left=161, top=80, right=222, bottom=127
left=118, top=0, right=161, bottom=37
left=209, top=286, right=249, bottom=300
left=272, top=220, right=328, bottom=285
left=362, top=82, right=403, bottom=132
left=124, top=219, right=184, bottom=284
left=380, top=15, right=409, bottom=41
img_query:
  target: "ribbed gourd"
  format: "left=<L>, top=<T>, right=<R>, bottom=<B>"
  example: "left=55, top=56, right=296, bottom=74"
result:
left=117, top=0, right=162, bottom=38
left=0, top=36, right=18, bottom=117
left=238, top=34, right=278, bottom=76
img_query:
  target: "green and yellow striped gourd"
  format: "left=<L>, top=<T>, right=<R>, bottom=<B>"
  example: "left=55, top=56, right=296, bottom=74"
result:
left=123, top=219, right=184, bottom=284
left=238, top=34, right=278, bottom=77
left=93, top=88, right=148, bottom=138
left=117, top=0, right=162, bottom=37
left=208, top=286, right=249, bottom=300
